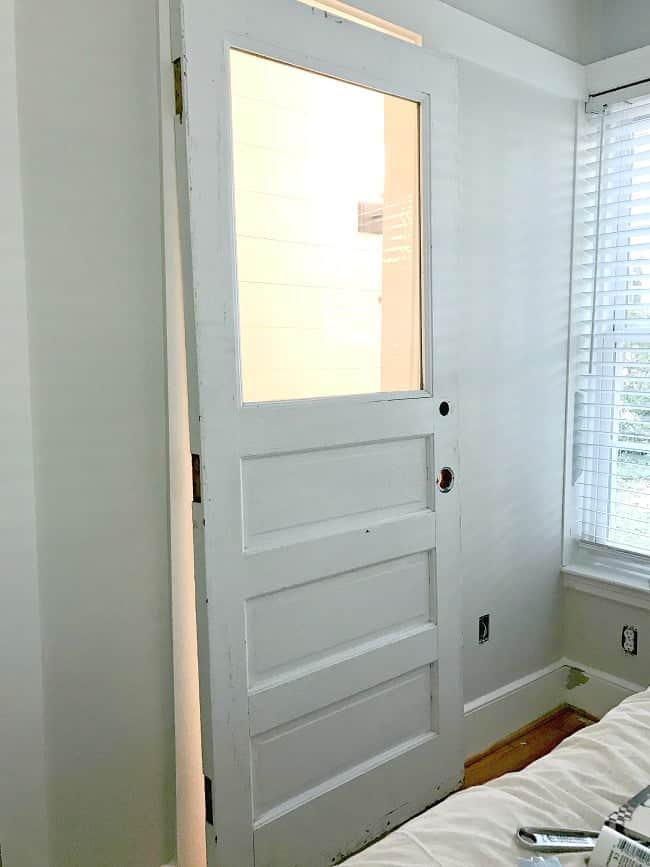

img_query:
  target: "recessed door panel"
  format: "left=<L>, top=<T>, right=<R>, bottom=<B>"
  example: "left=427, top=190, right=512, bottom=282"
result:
left=241, top=438, right=428, bottom=547
left=252, top=667, right=434, bottom=819
left=245, top=552, right=431, bottom=683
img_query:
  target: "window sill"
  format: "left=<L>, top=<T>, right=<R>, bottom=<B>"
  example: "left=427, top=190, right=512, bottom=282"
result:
left=562, top=564, right=650, bottom=611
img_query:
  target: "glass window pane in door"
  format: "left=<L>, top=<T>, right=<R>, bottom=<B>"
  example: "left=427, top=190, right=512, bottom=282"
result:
left=230, top=49, right=422, bottom=403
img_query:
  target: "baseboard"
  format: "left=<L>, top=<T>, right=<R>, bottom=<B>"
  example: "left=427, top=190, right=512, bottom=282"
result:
left=463, top=658, right=645, bottom=759
left=561, top=657, right=645, bottom=719
left=463, top=661, right=566, bottom=758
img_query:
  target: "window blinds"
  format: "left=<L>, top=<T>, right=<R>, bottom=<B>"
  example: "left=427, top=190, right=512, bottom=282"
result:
left=573, top=92, right=650, bottom=557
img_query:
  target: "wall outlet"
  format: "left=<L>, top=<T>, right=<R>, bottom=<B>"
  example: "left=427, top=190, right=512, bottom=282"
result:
left=622, top=625, right=638, bottom=656
left=479, top=614, right=490, bottom=644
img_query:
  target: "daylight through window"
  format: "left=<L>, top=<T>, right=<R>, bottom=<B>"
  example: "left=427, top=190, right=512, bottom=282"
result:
left=572, top=93, right=650, bottom=556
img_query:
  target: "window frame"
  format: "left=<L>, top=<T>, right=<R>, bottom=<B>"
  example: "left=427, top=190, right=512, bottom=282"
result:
left=563, top=96, right=650, bottom=589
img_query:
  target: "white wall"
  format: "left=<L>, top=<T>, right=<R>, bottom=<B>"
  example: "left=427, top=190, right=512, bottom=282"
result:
left=457, top=63, right=575, bottom=703
left=442, top=0, right=582, bottom=61
left=579, top=0, right=650, bottom=65
left=339, top=0, right=584, bottom=99
left=14, top=0, right=176, bottom=865
left=565, top=590, right=650, bottom=687
left=0, top=2, right=50, bottom=864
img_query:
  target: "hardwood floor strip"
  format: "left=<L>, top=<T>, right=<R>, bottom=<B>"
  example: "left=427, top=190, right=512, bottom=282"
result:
left=464, top=704, right=596, bottom=789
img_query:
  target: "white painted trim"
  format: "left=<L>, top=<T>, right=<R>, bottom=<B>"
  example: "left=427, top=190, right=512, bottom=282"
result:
left=586, top=44, right=650, bottom=100
left=560, top=657, right=645, bottom=697
left=464, top=661, right=566, bottom=759
left=158, top=1, right=207, bottom=865
left=299, top=0, right=585, bottom=99
left=296, top=0, right=423, bottom=46
left=561, top=657, right=646, bottom=719
left=464, top=658, right=646, bottom=760
left=463, top=660, right=564, bottom=716
left=560, top=100, right=582, bottom=572
left=563, top=568, right=650, bottom=612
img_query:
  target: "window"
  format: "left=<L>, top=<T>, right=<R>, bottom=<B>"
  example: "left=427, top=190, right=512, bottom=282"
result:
left=294, top=1, right=423, bottom=46
left=230, top=49, right=422, bottom=403
left=570, top=92, right=650, bottom=559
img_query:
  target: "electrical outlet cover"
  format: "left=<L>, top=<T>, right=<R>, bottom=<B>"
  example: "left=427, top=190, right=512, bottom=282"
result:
left=622, top=625, right=638, bottom=656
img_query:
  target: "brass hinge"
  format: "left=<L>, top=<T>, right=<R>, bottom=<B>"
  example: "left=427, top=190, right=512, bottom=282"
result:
left=192, top=453, right=201, bottom=503
left=173, top=57, right=183, bottom=121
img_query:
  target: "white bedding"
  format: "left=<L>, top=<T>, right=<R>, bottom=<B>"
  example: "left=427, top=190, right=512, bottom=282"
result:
left=345, top=689, right=650, bottom=866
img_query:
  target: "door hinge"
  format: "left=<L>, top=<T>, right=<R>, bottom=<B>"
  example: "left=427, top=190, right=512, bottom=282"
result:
left=192, top=453, right=202, bottom=503
left=204, top=775, right=214, bottom=825
left=172, top=57, right=183, bottom=121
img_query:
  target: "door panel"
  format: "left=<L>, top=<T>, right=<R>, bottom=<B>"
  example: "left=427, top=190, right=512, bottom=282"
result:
left=246, top=551, right=431, bottom=681
left=252, top=666, right=434, bottom=817
left=177, top=2, right=463, bottom=865
left=242, top=437, right=428, bottom=546
left=242, top=510, right=437, bottom=598
left=248, top=624, right=439, bottom=736
left=254, top=717, right=445, bottom=867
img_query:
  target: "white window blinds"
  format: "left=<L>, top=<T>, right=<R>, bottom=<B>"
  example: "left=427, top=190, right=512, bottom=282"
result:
left=573, top=92, right=650, bottom=557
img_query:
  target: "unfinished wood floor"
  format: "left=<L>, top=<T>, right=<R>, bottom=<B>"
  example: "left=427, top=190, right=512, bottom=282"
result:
left=464, top=705, right=596, bottom=789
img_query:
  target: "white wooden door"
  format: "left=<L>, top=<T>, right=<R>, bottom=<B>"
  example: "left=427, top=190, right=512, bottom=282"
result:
left=176, top=2, right=463, bottom=865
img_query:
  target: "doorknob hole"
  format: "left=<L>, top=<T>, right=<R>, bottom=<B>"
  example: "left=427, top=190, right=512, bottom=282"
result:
left=439, top=401, right=450, bottom=416
left=437, top=466, right=455, bottom=493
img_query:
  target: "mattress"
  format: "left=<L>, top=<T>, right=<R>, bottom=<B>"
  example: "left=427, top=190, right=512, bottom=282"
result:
left=344, top=688, right=650, bottom=866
